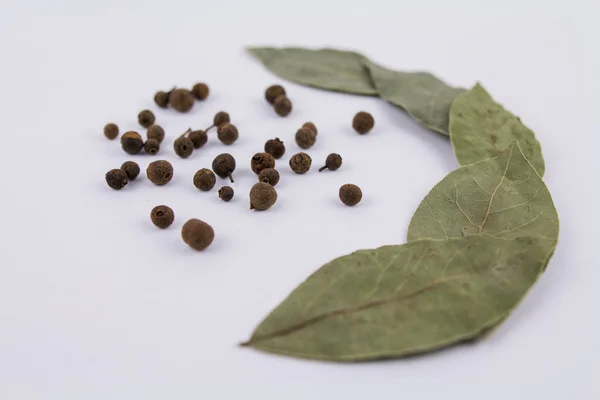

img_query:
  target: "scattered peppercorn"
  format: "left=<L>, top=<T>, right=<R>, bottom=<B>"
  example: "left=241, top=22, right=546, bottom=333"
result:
left=289, top=152, right=312, bottom=174
left=217, top=123, right=239, bottom=145
left=274, top=95, right=292, bottom=117
left=264, top=138, right=285, bottom=159
left=181, top=219, right=214, bottom=251
left=319, top=153, right=343, bottom=172
left=212, top=153, right=236, bottom=183
left=265, top=85, right=286, bottom=104
left=104, top=123, right=119, bottom=140
left=144, top=139, right=160, bottom=155
left=295, top=127, right=317, bottom=149
left=120, top=161, right=140, bottom=180
left=218, top=186, right=234, bottom=202
left=169, top=88, right=195, bottom=113
left=250, top=182, right=278, bottom=210
left=302, top=122, right=318, bottom=136
left=105, top=169, right=128, bottom=190
left=138, top=110, right=155, bottom=128
left=150, top=205, right=175, bottom=229
left=154, top=90, right=170, bottom=108
left=339, top=184, right=362, bottom=206
left=193, top=168, right=216, bottom=191
left=189, top=130, right=208, bottom=149
left=352, top=111, right=375, bottom=134
left=121, top=131, right=144, bottom=155
left=258, top=168, right=279, bottom=186
left=212, top=111, right=230, bottom=128
left=146, top=160, right=173, bottom=185
left=147, top=125, right=165, bottom=143
left=174, top=136, right=194, bottom=158
left=251, top=152, right=275, bottom=175
left=192, top=83, right=210, bottom=100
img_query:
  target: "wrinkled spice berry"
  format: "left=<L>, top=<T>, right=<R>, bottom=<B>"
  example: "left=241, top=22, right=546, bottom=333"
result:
left=146, top=160, right=173, bottom=186
left=104, top=123, right=119, bottom=140
left=105, top=169, right=128, bottom=190
left=212, top=153, right=236, bottom=183
left=302, top=122, right=318, bottom=136
left=192, top=83, right=210, bottom=100
left=264, top=138, right=285, bottom=159
left=212, top=111, right=230, bottom=128
left=189, top=130, right=208, bottom=149
left=250, top=182, right=278, bottom=210
left=274, top=95, right=292, bottom=117
left=295, top=127, right=317, bottom=149
left=289, top=152, right=312, bottom=174
left=339, top=184, right=363, bottom=206
left=319, top=153, right=343, bottom=172
left=181, top=219, right=214, bottom=251
left=258, top=168, right=279, bottom=186
left=150, top=205, right=175, bottom=229
left=352, top=111, right=375, bottom=134
left=138, top=110, right=155, bottom=128
left=144, top=139, right=160, bottom=155
left=193, top=168, right=216, bottom=191
left=218, top=186, right=234, bottom=202
left=154, top=90, right=170, bottom=108
left=147, top=125, right=165, bottom=143
left=174, top=136, right=194, bottom=158
left=169, top=88, right=195, bottom=113
left=217, top=123, right=239, bottom=145
left=265, top=85, right=286, bottom=104
left=121, top=131, right=144, bottom=155
left=120, top=161, right=140, bottom=180
left=251, top=152, right=276, bottom=175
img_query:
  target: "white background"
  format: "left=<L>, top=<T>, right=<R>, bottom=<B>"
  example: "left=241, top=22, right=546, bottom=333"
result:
left=0, top=0, right=598, bottom=398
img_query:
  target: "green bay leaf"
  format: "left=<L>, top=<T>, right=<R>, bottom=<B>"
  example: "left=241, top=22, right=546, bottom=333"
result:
left=449, top=83, right=545, bottom=175
left=247, top=47, right=377, bottom=95
left=242, top=235, right=548, bottom=361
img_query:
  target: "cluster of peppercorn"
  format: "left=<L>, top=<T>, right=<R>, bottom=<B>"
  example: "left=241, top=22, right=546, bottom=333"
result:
left=265, top=85, right=292, bottom=117
left=104, top=110, right=165, bottom=156
left=154, top=82, right=210, bottom=112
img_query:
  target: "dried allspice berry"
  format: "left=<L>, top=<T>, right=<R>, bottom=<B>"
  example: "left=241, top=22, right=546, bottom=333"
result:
left=319, top=153, right=342, bottom=172
left=169, top=88, right=195, bottom=113
left=302, top=122, right=318, bottom=136
left=251, top=152, right=275, bottom=175
left=289, top=152, right=312, bottom=174
left=265, top=85, right=286, bottom=104
left=212, top=111, right=230, bottom=128
left=339, top=184, right=362, bottom=206
left=192, top=83, right=210, bottom=100
left=264, top=138, right=285, bottom=159
left=295, top=127, right=316, bottom=149
left=193, top=168, right=216, bottom=191
left=138, top=110, right=155, bottom=128
left=189, top=130, right=208, bottom=149
left=218, top=186, right=234, bottom=202
left=250, top=182, right=277, bottom=211
left=105, top=169, right=128, bottom=190
left=154, top=90, right=171, bottom=108
left=147, top=125, right=165, bottom=143
left=174, top=136, right=194, bottom=158
left=144, top=139, right=160, bottom=155
left=120, top=161, right=140, bottom=180
left=182, top=219, right=214, bottom=251
left=146, top=160, right=173, bottom=185
left=258, top=168, right=279, bottom=186
left=150, top=205, right=175, bottom=229
left=274, top=95, right=292, bottom=117
left=104, top=123, right=119, bottom=140
left=217, top=123, right=239, bottom=145
left=121, top=131, right=144, bottom=155
left=212, top=153, right=236, bottom=183
left=352, top=111, right=375, bottom=134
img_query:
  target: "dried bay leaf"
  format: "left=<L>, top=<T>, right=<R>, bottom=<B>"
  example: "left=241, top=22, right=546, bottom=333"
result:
left=247, top=47, right=377, bottom=95
left=449, top=83, right=545, bottom=175
left=242, top=235, right=548, bottom=361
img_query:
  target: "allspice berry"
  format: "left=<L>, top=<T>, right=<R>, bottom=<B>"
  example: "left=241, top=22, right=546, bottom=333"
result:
left=339, top=184, right=363, bottom=206
left=352, top=111, right=375, bottom=134
left=105, top=169, right=128, bottom=190
left=302, top=122, right=318, bottom=136
left=218, top=186, right=234, bottom=202
left=258, top=168, right=279, bottom=186
left=265, top=85, right=286, bottom=104
left=169, top=88, right=195, bottom=113
left=181, top=219, right=214, bottom=251
left=138, top=110, right=155, bottom=128
left=147, top=125, right=165, bottom=143
left=121, top=131, right=144, bottom=155
left=212, top=153, right=236, bottom=183
left=104, top=123, right=119, bottom=140
left=154, top=90, right=169, bottom=108
left=251, top=152, right=275, bottom=175
left=189, top=130, right=207, bottom=149
left=319, top=153, right=342, bottom=172
left=146, top=160, right=173, bottom=186
left=274, top=95, right=292, bottom=117
left=249, top=182, right=278, bottom=211
left=213, top=111, right=230, bottom=128
left=174, top=136, right=194, bottom=158
left=150, top=205, right=175, bottom=229
left=289, top=152, right=312, bottom=174
left=144, top=139, right=160, bottom=155
left=193, top=168, right=216, bottom=191
left=192, top=83, right=210, bottom=100
left=120, top=161, right=140, bottom=180
left=295, top=127, right=316, bottom=149
left=264, top=138, right=285, bottom=159
left=217, top=123, right=239, bottom=145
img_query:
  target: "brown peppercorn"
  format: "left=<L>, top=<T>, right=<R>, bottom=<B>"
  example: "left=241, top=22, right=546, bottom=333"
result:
left=274, top=95, right=292, bottom=117
left=249, top=182, right=278, bottom=211
left=339, top=184, right=363, bottom=206
left=302, top=122, right=318, bottom=136
left=147, top=125, right=165, bottom=143
left=251, top=152, right=275, bottom=175
left=352, top=111, right=375, bottom=134
left=258, top=168, right=279, bottom=186
left=121, top=131, right=144, bottom=155
left=181, top=219, right=214, bottom=251
left=213, top=111, right=230, bottom=128
left=138, top=110, right=155, bottom=128
left=120, top=161, right=140, bottom=180
left=104, top=123, right=119, bottom=140
left=217, top=123, right=239, bottom=145
left=212, top=153, right=236, bottom=183
left=192, top=83, right=210, bottom=100
left=319, top=153, right=343, bottom=172
left=295, top=127, right=316, bottom=149
left=146, top=160, right=173, bottom=186
left=169, top=88, right=195, bottom=113
left=265, top=85, right=286, bottom=104
left=144, top=139, right=160, bottom=155
left=174, top=136, right=194, bottom=158
left=150, top=205, right=175, bottom=229
left=289, top=152, right=312, bottom=174
left=154, top=90, right=169, bottom=108
left=218, top=186, right=234, bottom=202
left=193, top=168, right=216, bottom=191
left=105, top=169, right=128, bottom=190
left=189, top=130, right=207, bottom=148
left=264, top=138, right=285, bottom=159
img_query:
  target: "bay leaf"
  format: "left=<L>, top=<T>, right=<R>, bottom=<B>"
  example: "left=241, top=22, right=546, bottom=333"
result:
left=242, top=235, right=548, bottom=361
left=449, top=83, right=545, bottom=175
left=247, top=47, right=377, bottom=95
left=362, top=60, right=465, bottom=135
